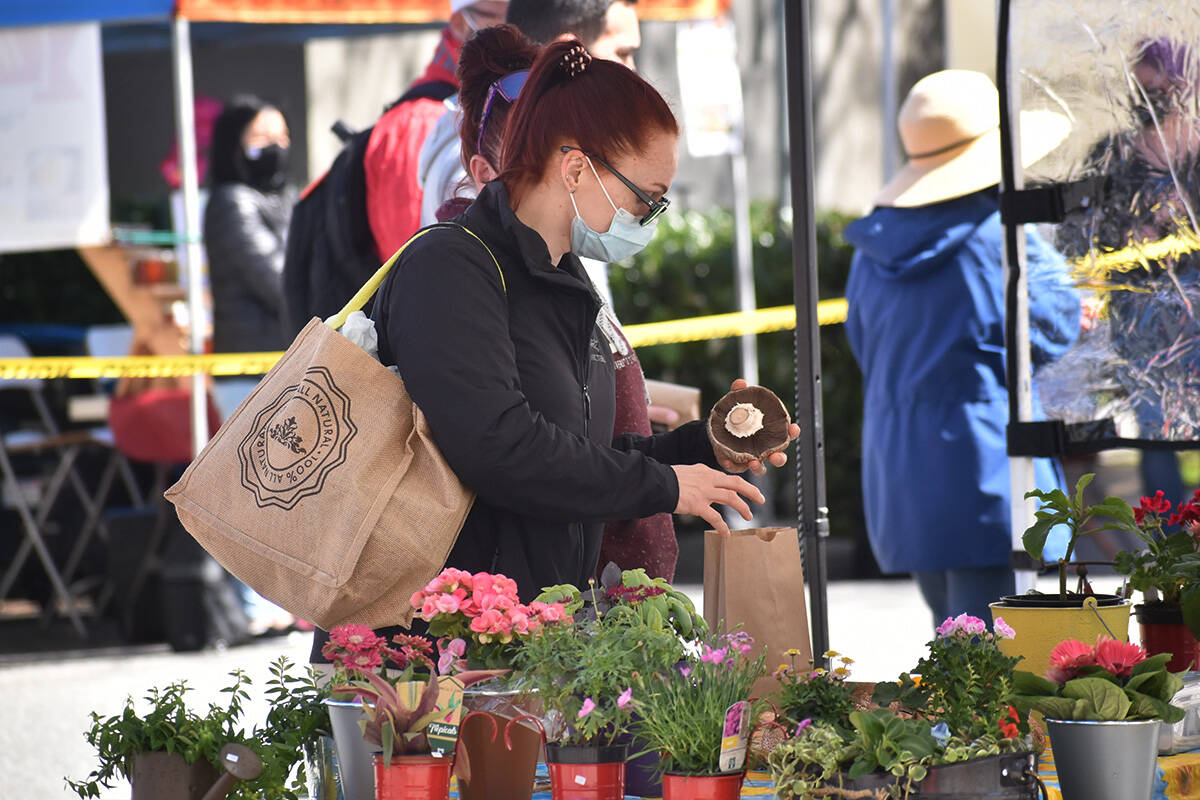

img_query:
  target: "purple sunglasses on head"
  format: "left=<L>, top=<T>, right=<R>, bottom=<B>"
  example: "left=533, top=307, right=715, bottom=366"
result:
left=477, top=70, right=530, bottom=156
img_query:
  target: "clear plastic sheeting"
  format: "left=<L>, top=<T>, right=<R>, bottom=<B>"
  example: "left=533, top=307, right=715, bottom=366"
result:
left=1010, top=0, right=1200, bottom=444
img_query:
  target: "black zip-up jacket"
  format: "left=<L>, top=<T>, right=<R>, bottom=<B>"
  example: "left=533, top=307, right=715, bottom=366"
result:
left=373, top=180, right=718, bottom=601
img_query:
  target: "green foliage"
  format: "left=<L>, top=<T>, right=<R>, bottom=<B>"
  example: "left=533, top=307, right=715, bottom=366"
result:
left=535, top=563, right=709, bottom=639
left=630, top=630, right=767, bottom=775
left=67, top=663, right=333, bottom=800
left=874, top=625, right=1022, bottom=743
left=66, top=673, right=253, bottom=799
left=251, top=657, right=332, bottom=800
left=514, top=613, right=682, bottom=746
left=611, top=205, right=864, bottom=545
left=1012, top=652, right=1185, bottom=723
left=771, top=649, right=858, bottom=734
left=1110, top=490, right=1200, bottom=636
left=1024, top=473, right=1138, bottom=598
left=846, top=709, right=937, bottom=783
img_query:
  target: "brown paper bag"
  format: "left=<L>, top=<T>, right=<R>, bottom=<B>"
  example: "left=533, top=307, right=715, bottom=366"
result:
left=704, top=527, right=813, bottom=698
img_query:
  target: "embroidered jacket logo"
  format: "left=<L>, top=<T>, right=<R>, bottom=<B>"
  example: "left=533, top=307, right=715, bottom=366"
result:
left=238, top=366, right=357, bottom=509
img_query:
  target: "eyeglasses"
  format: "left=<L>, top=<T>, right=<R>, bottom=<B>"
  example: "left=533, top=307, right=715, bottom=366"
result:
left=477, top=70, right=530, bottom=156
left=559, top=145, right=671, bottom=226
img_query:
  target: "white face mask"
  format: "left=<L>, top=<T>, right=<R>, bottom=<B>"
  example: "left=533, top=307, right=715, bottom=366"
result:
left=569, top=157, right=658, bottom=262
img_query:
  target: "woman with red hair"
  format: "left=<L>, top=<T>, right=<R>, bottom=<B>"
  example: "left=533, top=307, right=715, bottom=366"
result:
left=369, top=40, right=797, bottom=609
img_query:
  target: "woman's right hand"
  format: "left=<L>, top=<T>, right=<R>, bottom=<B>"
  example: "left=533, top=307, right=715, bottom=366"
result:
left=671, top=464, right=765, bottom=536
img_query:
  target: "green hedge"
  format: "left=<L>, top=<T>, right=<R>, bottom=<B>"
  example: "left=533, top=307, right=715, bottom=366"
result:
left=610, top=205, right=868, bottom=550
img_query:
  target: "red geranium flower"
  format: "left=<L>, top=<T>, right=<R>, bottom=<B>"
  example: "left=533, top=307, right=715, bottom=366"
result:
left=998, top=705, right=1020, bottom=739
left=1094, top=637, right=1146, bottom=677
left=1135, top=490, right=1171, bottom=524
left=1169, top=501, right=1200, bottom=528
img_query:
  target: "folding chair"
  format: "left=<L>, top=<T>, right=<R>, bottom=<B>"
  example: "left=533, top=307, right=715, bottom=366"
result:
left=0, top=334, right=136, bottom=635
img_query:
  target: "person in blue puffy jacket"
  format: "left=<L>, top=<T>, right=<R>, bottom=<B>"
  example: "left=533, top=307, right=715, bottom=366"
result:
left=844, top=70, right=1082, bottom=626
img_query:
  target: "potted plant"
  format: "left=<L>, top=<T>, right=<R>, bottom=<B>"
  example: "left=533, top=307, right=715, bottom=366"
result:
left=990, top=473, right=1133, bottom=674
left=329, top=629, right=505, bottom=800
left=1112, top=489, right=1200, bottom=671
left=511, top=609, right=684, bottom=800
left=772, top=648, right=860, bottom=736
left=409, top=568, right=569, bottom=800
left=67, top=671, right=276, bottom=800
left=257, top=657, right=336, bottom=800
left=629, top=629, right=767, bottom=800
left=769, top=616, right=1038, bottom=799
left=1011, top=637, right=1185, bottom=800
left=536, top=564, right=708, bottom=796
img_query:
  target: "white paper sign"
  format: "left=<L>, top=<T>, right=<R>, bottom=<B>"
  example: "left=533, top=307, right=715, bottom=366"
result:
left=0, top=23, right=109, bottom=254
left=675, top=18, right=744, bottom=159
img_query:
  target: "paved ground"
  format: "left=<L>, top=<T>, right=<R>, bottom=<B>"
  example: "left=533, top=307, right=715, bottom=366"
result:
left=1, top=574, right=1137, bottom=800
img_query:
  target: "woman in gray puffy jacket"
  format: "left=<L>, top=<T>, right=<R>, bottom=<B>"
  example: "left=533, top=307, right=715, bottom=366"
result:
left=204, top=95, right=296, bottom=358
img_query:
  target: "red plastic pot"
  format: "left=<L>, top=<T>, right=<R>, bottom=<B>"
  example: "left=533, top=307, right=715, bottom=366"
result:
left=1136, top=603, right=1200, bottom=672
left=661, top=771, right=745, bottom=800
left=373, top=754, right=453, bottom=800
left=544, top=744, right=627, bottom=800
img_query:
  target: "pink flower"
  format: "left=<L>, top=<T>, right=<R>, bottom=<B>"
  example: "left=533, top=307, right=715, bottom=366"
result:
left=617, top=688, right=633, bottom=709
left=701, top=646, right=728, bottom=665
left=437, top=637, right=467, bottom=675
left=329, top=624, right=385, bottom=652
left=993, top=617, right=1016, bottom=640
left=1046, top=639, right=1096, bottom=683
left=578, top=698, right=596, bottom=718
left=935, top=617, right=958, bottom=637
left=409, top=590, right=425, bottom=608
left=433, top=593, right=462, bottom=615
left=534, top=602, right=568, bottom=624
left=347, top=650, right=382, bottom=673
left=1094, top=637, right=1146, bottom=677
left=795, top=718, right=812, bottom=736
left=680, top=666, right=692, bottom=678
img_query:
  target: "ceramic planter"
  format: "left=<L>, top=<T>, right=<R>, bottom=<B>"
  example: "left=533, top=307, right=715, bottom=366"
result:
left=661, top=771, right=745, bottom=800
left=990, top=595, right=1130, bottom=675
left=544, top=744, right=627, bottom=800
left=457, top=688, right=542, bottom=800
left=326, top=698, right=375, bottom=800
left=130, top=751, right=220, bottom=800
left=1046, top=718, right=1159, bottom=800
left=1136, top=603, right=1200, bottom=672
left=372, top=754, right=452, bottom=800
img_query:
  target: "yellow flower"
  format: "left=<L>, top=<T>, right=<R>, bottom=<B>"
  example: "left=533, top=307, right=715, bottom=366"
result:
left=840, top=656, right=855, bottom=665
left=823, top=649, right=840, bottom=658
left=833, top=666, right=850, bottom=677
left=785, top=648, right=802, bottom=657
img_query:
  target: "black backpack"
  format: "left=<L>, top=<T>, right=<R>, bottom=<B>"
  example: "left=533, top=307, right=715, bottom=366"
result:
left=281, top=80, right=456, bottom=336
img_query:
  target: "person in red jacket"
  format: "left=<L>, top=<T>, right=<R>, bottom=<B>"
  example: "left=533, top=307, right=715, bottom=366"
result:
left=364, top=0, right=508, bottom=262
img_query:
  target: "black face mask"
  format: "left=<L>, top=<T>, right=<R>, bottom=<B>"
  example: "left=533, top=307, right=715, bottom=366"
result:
left=241, top=143, right=289, bottom=190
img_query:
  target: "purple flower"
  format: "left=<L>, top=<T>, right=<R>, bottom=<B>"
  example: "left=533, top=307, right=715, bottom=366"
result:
left=578, top=698, right=596, bottom=719
left=795, top=718, right=812, bottom=736
left=680, top=666, right=692, bottom=678
left=617, top=688, right=633, bottom=709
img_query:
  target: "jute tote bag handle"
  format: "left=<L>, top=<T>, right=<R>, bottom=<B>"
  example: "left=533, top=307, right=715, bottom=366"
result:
left=166, top=224, right=502, bottom=631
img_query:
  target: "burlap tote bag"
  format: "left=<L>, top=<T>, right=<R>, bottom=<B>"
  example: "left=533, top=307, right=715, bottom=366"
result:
left=166, top=225, right=498, bottom=630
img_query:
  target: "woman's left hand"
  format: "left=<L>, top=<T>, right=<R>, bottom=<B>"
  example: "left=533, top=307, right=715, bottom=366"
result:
left=715, top=379, right=801, bottom=476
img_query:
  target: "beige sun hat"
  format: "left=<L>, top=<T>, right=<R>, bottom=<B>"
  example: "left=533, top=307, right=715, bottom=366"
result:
left=875, top=69, right=1071, bottom=208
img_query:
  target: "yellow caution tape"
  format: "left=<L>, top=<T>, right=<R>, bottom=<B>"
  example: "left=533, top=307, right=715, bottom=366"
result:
left=0, top=300, right=852, bottom=379
left=0, top=352, right=283, bottom=380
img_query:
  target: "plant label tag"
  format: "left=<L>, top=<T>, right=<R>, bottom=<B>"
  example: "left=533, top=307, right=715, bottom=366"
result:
left=426, top=675, right=466, bottom=757
left=718, top=700, right=750, bottom=772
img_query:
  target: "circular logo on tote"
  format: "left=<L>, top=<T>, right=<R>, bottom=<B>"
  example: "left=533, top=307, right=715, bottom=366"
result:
left=237, top=366, right=358, bottom=509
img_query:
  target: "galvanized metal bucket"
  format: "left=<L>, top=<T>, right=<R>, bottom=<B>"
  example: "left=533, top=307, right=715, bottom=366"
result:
left=1046, top=718, right=1159, bottom=800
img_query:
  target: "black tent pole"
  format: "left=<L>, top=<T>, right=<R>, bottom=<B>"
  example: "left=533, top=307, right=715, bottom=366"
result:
left=783, top=0, right=830, bottom=661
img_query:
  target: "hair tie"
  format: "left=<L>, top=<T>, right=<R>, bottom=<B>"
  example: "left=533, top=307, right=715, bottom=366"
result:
left=559, top=43, right=591, bottom=79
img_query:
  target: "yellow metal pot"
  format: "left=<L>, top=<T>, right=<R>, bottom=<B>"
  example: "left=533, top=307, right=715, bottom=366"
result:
left=989, top=596, right=1132, bottom=676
